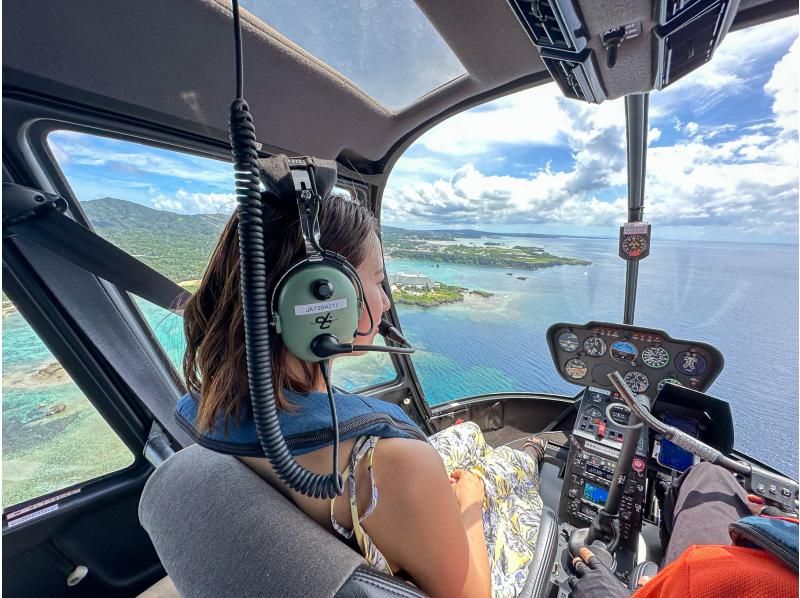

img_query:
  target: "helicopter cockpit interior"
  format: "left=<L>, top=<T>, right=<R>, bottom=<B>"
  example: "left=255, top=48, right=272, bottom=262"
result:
left=3, top=1, right=798, bottom=597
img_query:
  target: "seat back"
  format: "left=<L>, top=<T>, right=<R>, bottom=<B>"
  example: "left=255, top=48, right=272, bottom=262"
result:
left=139, top=444, right=425, bottom=597
left=140, top=443, right=556, bottom=597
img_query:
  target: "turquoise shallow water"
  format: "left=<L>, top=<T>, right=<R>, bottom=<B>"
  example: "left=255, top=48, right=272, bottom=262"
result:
left=3, top=237, right=798, bottom=486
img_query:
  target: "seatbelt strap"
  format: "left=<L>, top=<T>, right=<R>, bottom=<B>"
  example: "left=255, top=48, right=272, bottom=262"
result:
left=3, top=183, right=191, bottom=314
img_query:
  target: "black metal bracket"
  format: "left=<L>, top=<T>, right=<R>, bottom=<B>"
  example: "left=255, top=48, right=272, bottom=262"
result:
left=3, top=182, right=68, bottom=231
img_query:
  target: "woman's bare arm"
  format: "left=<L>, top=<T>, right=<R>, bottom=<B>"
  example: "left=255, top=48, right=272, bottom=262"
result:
left=356, top=438, right=491, bottom=598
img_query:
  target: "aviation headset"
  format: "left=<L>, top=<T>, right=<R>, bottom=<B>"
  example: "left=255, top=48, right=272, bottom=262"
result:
left=227, top=0, right=413, bottom=499
left=260, top=154, right=414, bottom=362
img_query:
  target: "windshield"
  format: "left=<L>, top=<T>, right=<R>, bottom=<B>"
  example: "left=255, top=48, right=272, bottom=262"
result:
left=382, top=17, right=799, bottom=477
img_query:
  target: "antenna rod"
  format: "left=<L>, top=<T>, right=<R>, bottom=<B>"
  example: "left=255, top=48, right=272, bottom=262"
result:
left=623, top=93, right=649, bottom=325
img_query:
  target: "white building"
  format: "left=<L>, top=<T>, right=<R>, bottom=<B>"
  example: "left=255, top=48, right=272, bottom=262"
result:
left=388, top=272, right=434, bottom=290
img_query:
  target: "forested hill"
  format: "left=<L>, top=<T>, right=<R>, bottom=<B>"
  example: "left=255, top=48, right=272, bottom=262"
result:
left=81, top=197, right=228, bottom=282
left=80, top=198, right=589, bottom=283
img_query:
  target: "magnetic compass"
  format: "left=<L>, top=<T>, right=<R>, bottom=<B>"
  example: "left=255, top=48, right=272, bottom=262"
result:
left=619, top=222, right=651, bottom=261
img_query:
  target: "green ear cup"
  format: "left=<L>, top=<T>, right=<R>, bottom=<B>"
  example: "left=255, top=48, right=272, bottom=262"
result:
left=275, top=262, right=360, bottom=362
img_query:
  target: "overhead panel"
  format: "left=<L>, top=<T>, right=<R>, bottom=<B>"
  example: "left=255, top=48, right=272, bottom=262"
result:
left=507, top=0, right=742, bottom=103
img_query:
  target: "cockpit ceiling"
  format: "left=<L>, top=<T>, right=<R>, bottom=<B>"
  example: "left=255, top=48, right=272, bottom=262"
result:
left=2, top=0, right=796, bottom=166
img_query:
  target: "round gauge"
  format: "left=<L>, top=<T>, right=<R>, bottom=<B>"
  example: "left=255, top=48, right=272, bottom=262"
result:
left=591, top=363, right=615, bottom=386
left=642, top=345, right=670, bottom=369
left=584, top=406, right=603, bottom=421
left=608, top=404, right=631, bottom=425
left=565, top=358, right=588, bottom=380
left=657, top=378, right=682, bottom=392
left=558, top=331, right=580, bottom=353
left=583, top=336, right=607, bottom=357
left=610, top=340, right=638, bottom=363
left=675, top=351, right=707, bottom=376
left=623, top=371, right=650, bottom=393
left=621, top=235, right=648, bottom=258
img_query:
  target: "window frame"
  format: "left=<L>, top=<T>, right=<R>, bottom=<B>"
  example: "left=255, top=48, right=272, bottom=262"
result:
left=2, top=243, right=150, bottom=513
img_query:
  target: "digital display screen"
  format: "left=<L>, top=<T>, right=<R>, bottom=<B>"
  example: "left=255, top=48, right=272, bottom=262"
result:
left=659, top=440, right=694, bottom=472
left=587, top=464, right=613, bottom=481
left=658, top=413, right=699, bottom=472
left=583, top=482, right=609, bottom=505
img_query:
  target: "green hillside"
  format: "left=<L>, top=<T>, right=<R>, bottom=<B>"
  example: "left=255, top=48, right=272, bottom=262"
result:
left=81, top=198, right=228, bottom=282
left=79, top=198, right=589, bottom=284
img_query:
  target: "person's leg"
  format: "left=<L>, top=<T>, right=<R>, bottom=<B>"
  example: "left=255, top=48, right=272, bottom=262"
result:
left=660, top=461, right=751, bottom=567
left=428, top=420, right=488, bottom=474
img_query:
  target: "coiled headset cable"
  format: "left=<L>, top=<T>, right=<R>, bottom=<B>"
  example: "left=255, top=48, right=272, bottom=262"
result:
left=228, top=0, right=343, bottom=498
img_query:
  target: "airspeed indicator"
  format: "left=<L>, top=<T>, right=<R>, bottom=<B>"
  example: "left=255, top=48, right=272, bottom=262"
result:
left=558, top=331, right=580, bottom=352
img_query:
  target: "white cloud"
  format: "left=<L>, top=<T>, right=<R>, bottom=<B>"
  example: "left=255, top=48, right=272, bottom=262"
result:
left=152, top=189, right=236, bottom=214
left=384, top=162, right=627, bottom=227
left=48, top=130, right=232, bottom=186
left=414, top=89, right=566, bottom=155
left=765, top=37, right=799, bottom=135
left=382, top=17, right=798, bottom=240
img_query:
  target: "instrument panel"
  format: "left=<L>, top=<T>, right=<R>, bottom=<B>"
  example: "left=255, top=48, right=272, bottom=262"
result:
left=547, top=322, right=724, bottom=399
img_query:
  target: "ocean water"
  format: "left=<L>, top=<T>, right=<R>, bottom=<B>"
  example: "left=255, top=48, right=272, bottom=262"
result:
left=381, top=236, right=799, bottom=477
left=3, top=237, right=798, bottom=495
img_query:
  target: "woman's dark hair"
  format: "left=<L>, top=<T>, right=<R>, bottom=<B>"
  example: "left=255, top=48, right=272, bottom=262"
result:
left=183, top=194, right=379, bottom=433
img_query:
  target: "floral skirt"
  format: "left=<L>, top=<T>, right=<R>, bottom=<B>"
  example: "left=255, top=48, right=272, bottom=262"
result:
left=429, top=421, right=543, bottom=598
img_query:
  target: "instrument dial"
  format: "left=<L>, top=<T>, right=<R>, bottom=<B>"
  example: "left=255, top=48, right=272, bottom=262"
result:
left=675, top=351, right=707, bottom=376
left=623, top=370, right=650, bottom=393
left=608, top=404, right=631, bottom=425
left=558, top=331, right=580, bottom=353
left=642, top=345, right=670, bottom=369
left=658, top=378, right=682, bottom=392
left=610, top=340, right=638, bottom=363
left=583, top=336, right=607, bottom=357
left=584, top=405, right=603, bottom=421
left=621, top=235, right=648, bottom=258
left=565, top=358, right=588, bottom=380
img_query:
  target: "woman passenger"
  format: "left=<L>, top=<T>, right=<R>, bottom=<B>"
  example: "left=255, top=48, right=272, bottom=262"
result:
left=177, top=157, right=546, bottom=598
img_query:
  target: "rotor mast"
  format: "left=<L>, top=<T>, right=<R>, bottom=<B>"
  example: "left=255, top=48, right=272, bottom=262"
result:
left=622, top=94, right=649, bottom=325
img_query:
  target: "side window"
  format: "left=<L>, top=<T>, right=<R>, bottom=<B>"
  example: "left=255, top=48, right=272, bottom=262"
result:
left=2, top=302, right=134, bottom=509
left=46, top=130, right=396, bottom=391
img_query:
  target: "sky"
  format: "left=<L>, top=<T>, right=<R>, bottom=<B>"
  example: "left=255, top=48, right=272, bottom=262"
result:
left=49, top=16, right=799, bottom=244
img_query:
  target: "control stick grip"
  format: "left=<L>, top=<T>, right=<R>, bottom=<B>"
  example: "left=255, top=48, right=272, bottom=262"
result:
left=608, top=371, right=751, bottom=477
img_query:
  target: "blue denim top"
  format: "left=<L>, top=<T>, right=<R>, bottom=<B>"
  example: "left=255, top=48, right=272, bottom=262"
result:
left=175, top=388, right=427, bottom=457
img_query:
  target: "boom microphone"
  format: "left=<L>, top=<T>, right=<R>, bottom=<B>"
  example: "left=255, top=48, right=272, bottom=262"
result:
left=310, top=318, right=416, bottom=358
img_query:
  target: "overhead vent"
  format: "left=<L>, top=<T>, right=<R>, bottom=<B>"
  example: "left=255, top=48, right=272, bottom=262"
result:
left=508, top=0, right=741, bottom=103
left=654, top=0, right=740, bottom=89
left=540, top=49, right=606, bottom=104
left=508, top=0, right=588, bottom=52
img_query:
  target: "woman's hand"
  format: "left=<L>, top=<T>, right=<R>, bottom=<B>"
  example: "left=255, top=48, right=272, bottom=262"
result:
left=450, top=469, right=485, bottom=510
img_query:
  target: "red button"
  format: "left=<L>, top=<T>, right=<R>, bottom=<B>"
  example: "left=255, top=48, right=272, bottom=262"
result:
left=597, top=422, right=606, bottom=438
left=632, top=458, right=646, bottom=473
